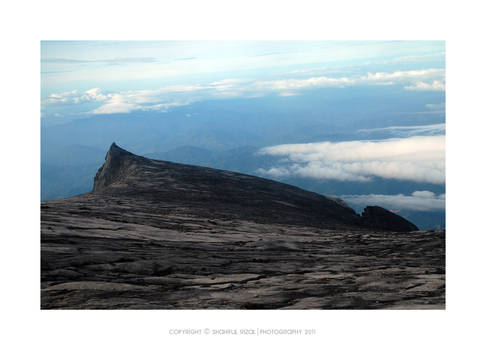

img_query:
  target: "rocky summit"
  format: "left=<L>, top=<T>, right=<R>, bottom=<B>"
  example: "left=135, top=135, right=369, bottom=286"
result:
left=41, top=143, right=444, bottom=309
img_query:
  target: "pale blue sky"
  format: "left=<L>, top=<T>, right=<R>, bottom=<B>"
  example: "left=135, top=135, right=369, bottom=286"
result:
left=41, top=41, right=445, bottom=95
left=41, top=41, right=445, bottom=119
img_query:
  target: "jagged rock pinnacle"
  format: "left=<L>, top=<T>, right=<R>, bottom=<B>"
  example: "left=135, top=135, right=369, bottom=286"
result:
left=92, top=142, right=138, bottom=192
left=107, top=142, right=133, bottom=158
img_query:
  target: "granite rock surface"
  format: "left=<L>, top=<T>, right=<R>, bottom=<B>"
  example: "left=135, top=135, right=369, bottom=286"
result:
left=41, top=143, right=444, bottom=309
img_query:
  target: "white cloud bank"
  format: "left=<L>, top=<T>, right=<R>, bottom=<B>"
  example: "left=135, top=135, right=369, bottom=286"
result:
left=251, top=68, right=444, bottom=93
left=341, top=191, right=445, bottom=212
left=257, top=135, right=445, bottom=184
left=44, top=68, right=445, bottom=115
left=404, top=80, right=445, bottom=91
left=47, top=90, right=78, bottom=103
left=47, top=87, right=196, bottom=114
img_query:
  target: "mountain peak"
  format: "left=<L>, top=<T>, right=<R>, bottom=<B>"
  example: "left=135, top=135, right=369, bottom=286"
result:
left=93, top=142, right=139, bottom=192
left=88, top=144, right=418, bottom=231
left=107, top=142, right=133, bottom=158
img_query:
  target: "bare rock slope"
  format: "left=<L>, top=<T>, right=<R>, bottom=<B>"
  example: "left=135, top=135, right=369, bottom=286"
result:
left=41, top=143, right=443, bottom=309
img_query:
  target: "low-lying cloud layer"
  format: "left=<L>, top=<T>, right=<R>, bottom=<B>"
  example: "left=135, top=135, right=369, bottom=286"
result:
left=341, top=191, right=445, bottom=212
left=43, top=68, right=445, bottom=116
left=257, top=135, right=445, bottom=184
left=256, top=68, right=444, bottom=91
left=357, top=123, right=445, bottom=137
